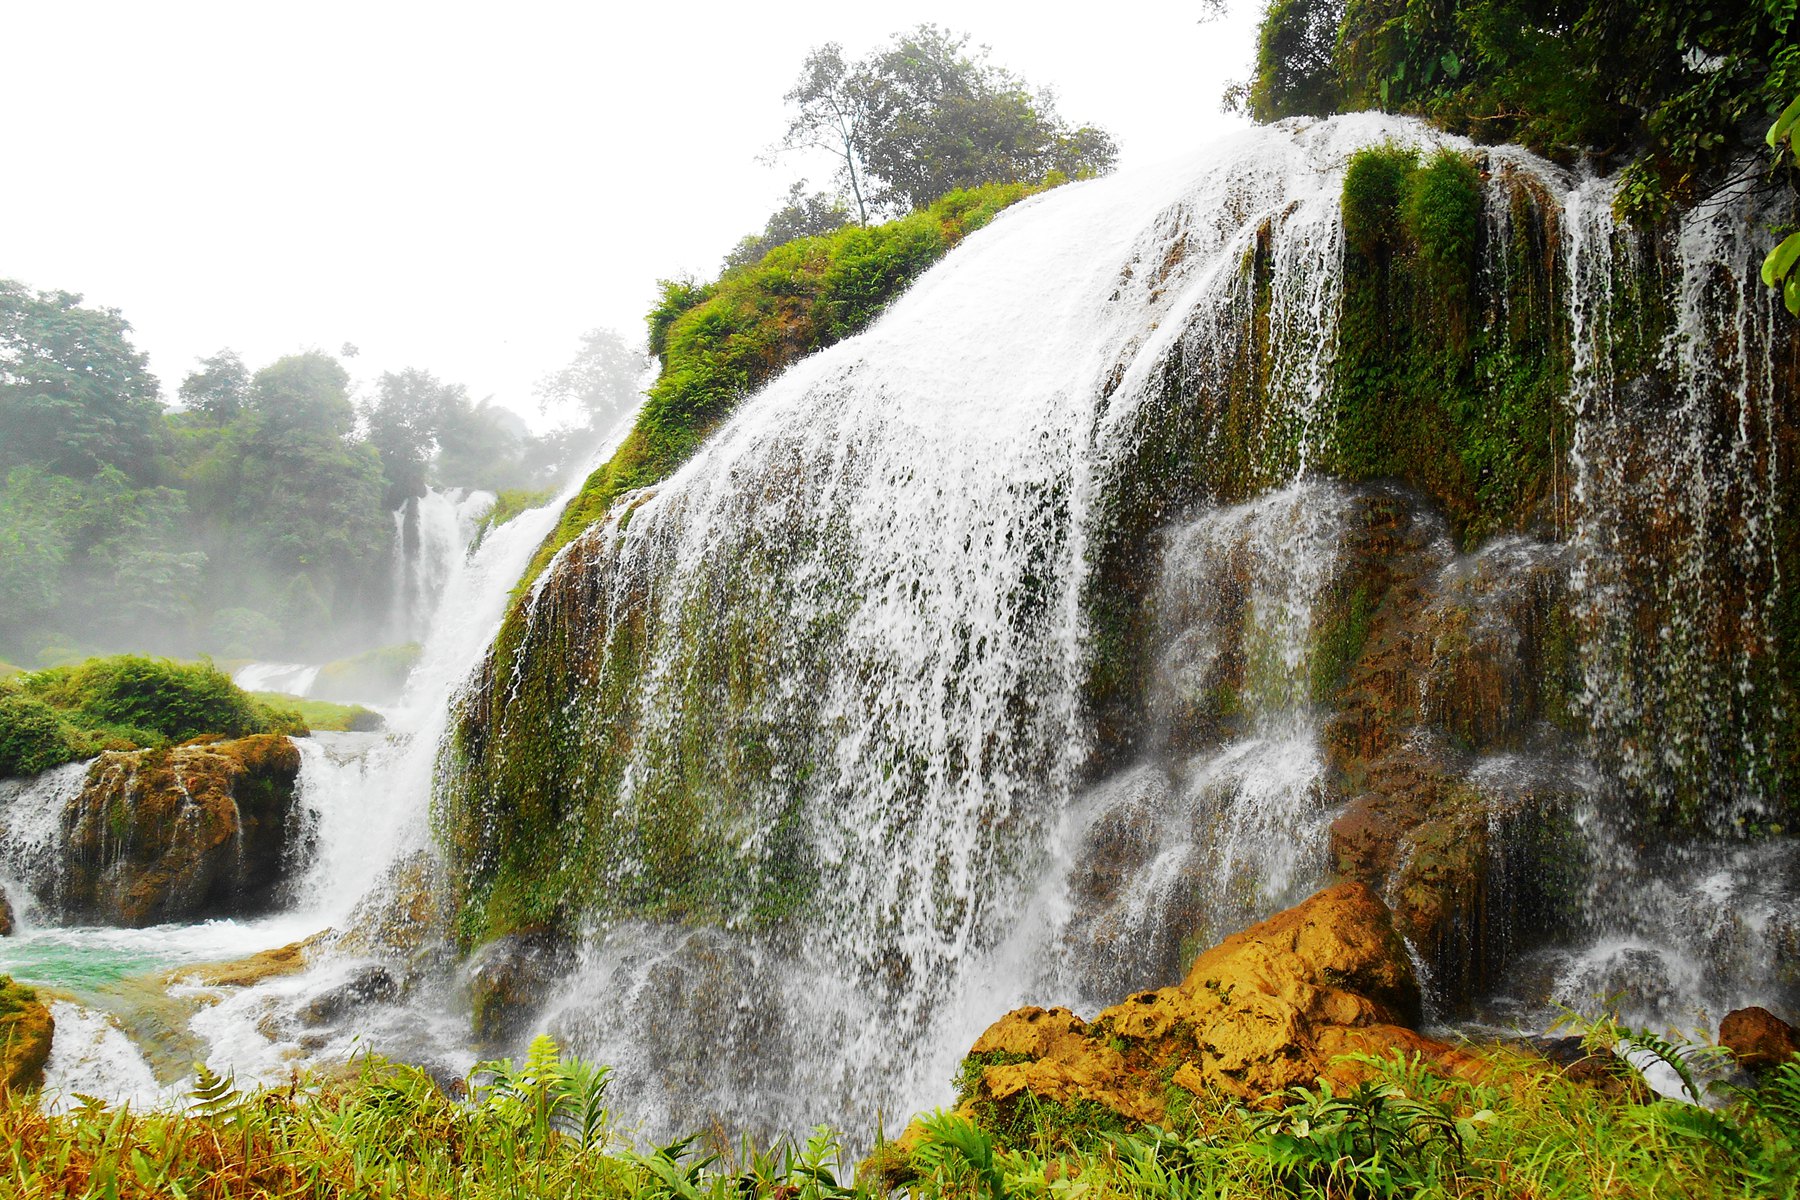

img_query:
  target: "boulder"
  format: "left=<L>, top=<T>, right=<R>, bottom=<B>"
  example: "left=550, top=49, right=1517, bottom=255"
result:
left=959, top=882, right=1479, bottom=1133
left=57, top=735, right=302, bottom=927
left=466, top=927, right=577, bottom=1044
left=1720, top=1006, right=1799, bottom=1072
left=0, top=976, right=52, bottom=1092
left=0, top=887, right=13, bottom=937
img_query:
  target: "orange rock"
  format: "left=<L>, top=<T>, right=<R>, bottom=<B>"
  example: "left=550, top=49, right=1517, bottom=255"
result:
left=1720, top=1006, right=1799, bottom=1072
left=957, top=882, right=1473, bottom=1133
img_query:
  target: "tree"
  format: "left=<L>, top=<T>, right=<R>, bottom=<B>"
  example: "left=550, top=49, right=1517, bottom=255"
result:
left=366, top=367, right=469, bottom=505
left=534, top=328, right=647, bottom=440
left=723, top=182, right=852, bottom=272
left=177, top=350, right=251, bottom=424
left=773, top=27, right=1119, bottom=219
left=0, top=281, right=164, bottom=482
left=248, top=351, right=355, bottom=439
left=776, top=43, right=878, bottom=223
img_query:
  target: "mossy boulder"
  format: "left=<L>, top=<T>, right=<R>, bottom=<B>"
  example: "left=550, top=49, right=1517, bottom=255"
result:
left=959, top=883, right=1479, bottom=1137
left=55, top=734, right=303, bottom=926
left=0, top=976, right=52, bottom=1092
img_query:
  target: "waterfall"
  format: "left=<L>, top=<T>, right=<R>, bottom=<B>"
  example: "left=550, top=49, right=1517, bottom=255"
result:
left=2, top=112, right=1791, bottom=1122
left=389, top=487, right=496, bottom=646
left=463, top=110, right=1794, bottom=1139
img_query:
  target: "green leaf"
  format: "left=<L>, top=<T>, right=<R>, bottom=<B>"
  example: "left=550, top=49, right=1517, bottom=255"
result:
left=1769, top=93, right=1800, bottom=148
left=1785, top=272, right=1800, bottom=316
left=1763, top=233, right=1800, bottom=288
left=1442, top=51, right=1462, bottom=78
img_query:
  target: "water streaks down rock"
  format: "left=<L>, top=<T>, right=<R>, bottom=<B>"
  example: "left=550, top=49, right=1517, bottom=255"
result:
left=55, top=735, right=302, bottom=927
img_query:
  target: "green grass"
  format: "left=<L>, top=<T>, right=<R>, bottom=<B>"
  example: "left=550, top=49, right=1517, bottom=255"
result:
left=248, top=692, right=383, bottom=733
left=0, top=1035, right=1788, bottom=1199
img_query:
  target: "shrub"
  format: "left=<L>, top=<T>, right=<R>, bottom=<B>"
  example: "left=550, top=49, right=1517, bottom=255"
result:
left=0, top=687, right=74, bottom=777
left=26, top=655, right=266, bottom=742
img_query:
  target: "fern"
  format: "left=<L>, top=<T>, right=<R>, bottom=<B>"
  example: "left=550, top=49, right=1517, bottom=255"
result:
left=188, top=1062, right=241, bottom=1119
left=913, top=1109, right=1010, bottom=1200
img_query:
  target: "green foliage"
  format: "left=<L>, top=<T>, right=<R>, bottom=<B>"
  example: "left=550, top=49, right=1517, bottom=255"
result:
left=0, top=688, right=74, bottom=778
left=0, top=281, right=164, bottom=483
left=0, top=655, right=297, bottom=777
left=27, top=655, right=266, bottom=743
left=1248, top=0, right=1800, bottom=222
left=1765, top=94, right=1800, bottom=316
left=725, top=183, right=854, bottom=273
left=1326, top=146, right=1569, bottom=544
left=913, top=1110, right=1011, bottom=1200
left=1243, top=1070, right=1481, bottom=1197
left=469, top=1034, right=614, bottom=1152
left=776, top=26, right=1116, bottom=222
left=249, top=691, right=382, bottom=733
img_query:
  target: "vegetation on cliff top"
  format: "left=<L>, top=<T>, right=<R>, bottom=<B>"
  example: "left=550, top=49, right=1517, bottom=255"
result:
left=1243, top=0, right=1799, bottom=221
left=515, top=180, right=1044, bottom=598
left=0, top=655, right=302, bottom=778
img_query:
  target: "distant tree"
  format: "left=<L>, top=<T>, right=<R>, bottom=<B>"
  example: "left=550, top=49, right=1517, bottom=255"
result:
left=773, top=27, right=1118, bottom=219
left=535, top=328, right=648, bottom=440
left=0, top=281, right=164, bottom=482
left=248, top=351, right=356, bottom=439
left=365, top=367, right=471, bottom=505
left=178, top=349, right=251, bottom=424
left=724, top=182, right=853, bottom=272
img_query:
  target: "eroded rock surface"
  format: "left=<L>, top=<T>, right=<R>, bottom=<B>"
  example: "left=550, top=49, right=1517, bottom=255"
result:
left=58, top=734, right=303, bottom=926
left=961, top=882, right=1478, bottom=1128
left=0, top=975, right=52, bottom=1092
left=1720, top=1006, right=1799, bottom=1072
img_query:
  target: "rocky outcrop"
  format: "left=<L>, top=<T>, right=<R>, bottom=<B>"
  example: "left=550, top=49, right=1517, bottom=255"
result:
left=58, top=735, right=303, bottom=927
left=0, top=976, right=52, bottom=1092
left=466, top=927, right=577, bottom=1044
left=959, top=883, right=1479, bottom=1133
left=1720, top=1006, right=1799, bottom=1073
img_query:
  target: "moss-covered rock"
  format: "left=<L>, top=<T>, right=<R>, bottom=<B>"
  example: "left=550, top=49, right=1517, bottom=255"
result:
left=55, top=734, right=303, bottom=926
left=0, top=976, right=52, bottom=1092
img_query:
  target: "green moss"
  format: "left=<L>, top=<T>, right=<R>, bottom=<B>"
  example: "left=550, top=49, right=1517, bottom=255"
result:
left=952, top=1050, right=1034, bottom=1102
left=1325, top=148, right=1570, bottom=546
left=1311, top=580, right=1377, bottom=704
left=964, top=1088, right=1131, bottom=1154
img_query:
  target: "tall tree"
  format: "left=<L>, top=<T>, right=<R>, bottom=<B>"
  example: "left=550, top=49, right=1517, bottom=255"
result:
left=776, top=44, right=877, bottom=223
left=177, top=349, right=251, bottom=424
left=0, top=281, right=164, bottom=482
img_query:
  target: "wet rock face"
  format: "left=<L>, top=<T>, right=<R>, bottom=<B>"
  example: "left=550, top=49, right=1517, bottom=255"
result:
left=1720, top=1006, right=1799, bottom=1072
left=0, top=975, right=52, bottom=1092
left=960, top=883, right=1478, bottom=1130
left=466, top=927, right=577, bottom=1044
left=56, top=735, right=302, bottom=927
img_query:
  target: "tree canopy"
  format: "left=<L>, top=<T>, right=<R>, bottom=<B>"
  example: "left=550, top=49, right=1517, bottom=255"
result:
left=773, top=25, right=1117, bottom=224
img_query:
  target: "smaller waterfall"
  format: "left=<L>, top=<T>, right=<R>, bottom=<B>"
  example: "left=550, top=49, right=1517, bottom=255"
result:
left=389, top=488, right=495, bottom=646
left=0, top=762, right=91, bottom=927
left=1056, top=481, right=1354, bottom=1003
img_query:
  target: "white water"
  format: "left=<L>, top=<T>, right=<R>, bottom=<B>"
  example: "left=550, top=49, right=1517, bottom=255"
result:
left=390, top=487, right=496, bottom=646
left=5, top=113, right=1791, bottom=1121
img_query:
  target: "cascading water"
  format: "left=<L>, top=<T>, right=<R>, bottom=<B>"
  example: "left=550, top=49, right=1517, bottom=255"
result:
left=1, top=112, right=1790, bottom=1128
left=390, top=487, right=496, bottom=646
left=458, top=109, right=1795, bottom=1140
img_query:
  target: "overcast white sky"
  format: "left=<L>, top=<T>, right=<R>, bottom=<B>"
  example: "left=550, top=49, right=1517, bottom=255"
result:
left=2, top=2, right=1259, bottom=419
